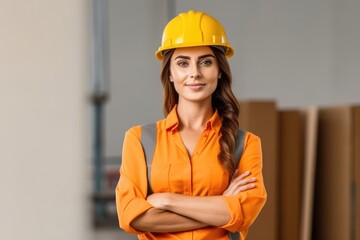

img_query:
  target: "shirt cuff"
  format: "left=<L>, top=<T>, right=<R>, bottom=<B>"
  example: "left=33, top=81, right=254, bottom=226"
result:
left=120, top=197, right=153, bottom=234
left=220, top=195, right=244, bottom=232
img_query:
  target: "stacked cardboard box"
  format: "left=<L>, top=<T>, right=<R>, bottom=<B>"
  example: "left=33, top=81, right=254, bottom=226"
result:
left=312, top=106, right=360, bottom=240
left=277, top=107, right=320, bottom=240
left=239, top=100, right=279, bottom=240
left=278, top=110, right=304, bottom=240
left=230, top=101, right=360, bottom=239
left=299, top=107, right=319, bottom=240
left=355, top=108, right=360, bottom=240
left=355, top=107, right=360, bottom=240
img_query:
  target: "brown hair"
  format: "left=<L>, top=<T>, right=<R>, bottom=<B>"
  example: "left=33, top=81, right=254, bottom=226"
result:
left=160, top=47, right=240, bottom=177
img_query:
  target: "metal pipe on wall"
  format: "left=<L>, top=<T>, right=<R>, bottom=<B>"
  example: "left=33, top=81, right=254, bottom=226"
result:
left=91, top=0, right=110, bottom=219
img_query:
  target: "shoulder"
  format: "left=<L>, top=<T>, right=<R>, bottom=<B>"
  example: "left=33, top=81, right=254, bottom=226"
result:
left=242, top=130, right=262, bottom=149
left=122, top=126, right=143, bottom=148
left=244, top=130, right=261, bottom=142
left=125, top=125, right=142, bottom=139
left=238, top=130, right=263, bottom=166
left=125, top=118, right=166, bottom=139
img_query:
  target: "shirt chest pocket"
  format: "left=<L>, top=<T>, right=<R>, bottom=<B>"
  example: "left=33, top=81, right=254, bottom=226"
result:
left=193, top=162, right=229, bottom=196
left=151, top=161, right=189, bottom=194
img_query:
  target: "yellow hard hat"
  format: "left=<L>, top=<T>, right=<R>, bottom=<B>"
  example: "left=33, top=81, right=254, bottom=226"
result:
left=155, top=10, right=234, bottom=61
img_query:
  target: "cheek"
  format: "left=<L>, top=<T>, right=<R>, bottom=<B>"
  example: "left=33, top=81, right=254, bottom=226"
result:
left=170, top=64, right=190, bottom=80
left=210, top=80, right=219, bottom=92
left=170, top=74, right=187, bottom=89
left=213, top=79, right=219, bottom=88
left=171, top=70, right=187, bottom=81
left=169, top=74, right=181, bottom=91
left=172, top=80, right=184, bottom=94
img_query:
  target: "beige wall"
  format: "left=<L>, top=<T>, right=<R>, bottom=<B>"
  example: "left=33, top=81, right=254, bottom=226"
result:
left=0, top=0, right=91, bottom=239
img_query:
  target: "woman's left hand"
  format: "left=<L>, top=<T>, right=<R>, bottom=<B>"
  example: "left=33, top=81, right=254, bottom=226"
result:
left=146, top=193, right=170, bottom=209
left=223, top=170, right=256, bottom=196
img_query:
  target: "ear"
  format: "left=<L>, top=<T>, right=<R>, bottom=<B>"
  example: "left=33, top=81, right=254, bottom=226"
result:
left=169, top=75, right=174, bottom=82
left=218, top=73, right=222, bottom=79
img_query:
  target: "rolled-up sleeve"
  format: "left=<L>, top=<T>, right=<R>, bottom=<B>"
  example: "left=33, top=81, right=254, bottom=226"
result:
left=115, top=126, right=152, bottom=234
left=220, top=133, right=267, bottom=237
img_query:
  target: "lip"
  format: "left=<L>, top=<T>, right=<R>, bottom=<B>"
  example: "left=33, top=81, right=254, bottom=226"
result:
left=185, top=83, right=206, bottom=90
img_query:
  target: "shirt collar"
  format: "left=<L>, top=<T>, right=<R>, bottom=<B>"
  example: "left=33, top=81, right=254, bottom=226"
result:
left=165, top=105, right=222, bottom=133
left=206, top=109, right=222, bottom=132
left=165, top=106, right=179, bottom=132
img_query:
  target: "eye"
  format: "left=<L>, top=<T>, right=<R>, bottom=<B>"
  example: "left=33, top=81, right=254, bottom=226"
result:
left=200, top=59, right=213, bottom=66
left=177, top=61, right=188, bottom=67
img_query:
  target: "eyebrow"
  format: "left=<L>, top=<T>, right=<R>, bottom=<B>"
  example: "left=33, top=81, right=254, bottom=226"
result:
left=174, top=54, right=215, bottom=61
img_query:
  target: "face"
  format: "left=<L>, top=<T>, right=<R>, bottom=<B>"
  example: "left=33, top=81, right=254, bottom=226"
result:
left=169, top=46, right=221, bottom=104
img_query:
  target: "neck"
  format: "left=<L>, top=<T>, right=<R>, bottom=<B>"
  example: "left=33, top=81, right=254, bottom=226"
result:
left=176, top=100, right=214, bottom=131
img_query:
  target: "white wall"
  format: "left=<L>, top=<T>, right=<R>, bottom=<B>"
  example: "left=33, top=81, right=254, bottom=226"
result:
left=0, top=0, right=91, bottom=239
left=177, top=0, right=360, bottom=107
left=105, top=0, right=168, bottom=157
left=106, top=0, right=360, bottom=158
left=332, top=0, right=360, bottom=104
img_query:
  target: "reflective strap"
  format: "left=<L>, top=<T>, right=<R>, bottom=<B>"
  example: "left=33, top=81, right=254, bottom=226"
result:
left=229, top=231, right=240, bottom=240
left=141, top=123, right=157, bottom=195
left=229, top=129, right=246, bottom=240
left=234, top=129, right=246, bottom=168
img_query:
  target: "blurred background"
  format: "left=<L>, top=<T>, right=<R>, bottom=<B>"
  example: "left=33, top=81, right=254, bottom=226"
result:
left=1, top=0, right=359, bottom=240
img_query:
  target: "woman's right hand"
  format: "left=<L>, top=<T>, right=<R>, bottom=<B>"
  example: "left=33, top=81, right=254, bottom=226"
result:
left=223, top=170, right=256, bottom=196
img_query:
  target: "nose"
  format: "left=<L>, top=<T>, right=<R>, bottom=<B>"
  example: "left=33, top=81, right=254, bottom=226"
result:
left=190, top=65, right=201, bottom=79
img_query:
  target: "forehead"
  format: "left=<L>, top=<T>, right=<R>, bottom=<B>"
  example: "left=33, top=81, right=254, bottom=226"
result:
left=172, top=46, right=214, bottom=59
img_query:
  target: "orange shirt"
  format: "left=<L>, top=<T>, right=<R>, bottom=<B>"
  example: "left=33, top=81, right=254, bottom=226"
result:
left=116, top=107, right=267, bottom=240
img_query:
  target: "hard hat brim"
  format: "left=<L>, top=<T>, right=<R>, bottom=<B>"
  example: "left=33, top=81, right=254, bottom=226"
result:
left=155, top=44, right=234, bottom=61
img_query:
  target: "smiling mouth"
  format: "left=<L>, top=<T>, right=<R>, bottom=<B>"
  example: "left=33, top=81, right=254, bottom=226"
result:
left=185, top=83, right=206, bottom=90
left=186, top=83, right=206, bottom=87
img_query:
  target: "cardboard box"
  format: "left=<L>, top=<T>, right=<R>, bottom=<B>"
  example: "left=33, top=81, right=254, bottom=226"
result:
left=354, top=107, right=360, bottom=240
left=352, top=106, right=360, bottom=240
left=312, top=106, right=360, bottom=240
left=238, top=100, right=279, bottom=240
left=299, top=107, right=319, bottom=240
left=279, top=110, right=304, bottom=240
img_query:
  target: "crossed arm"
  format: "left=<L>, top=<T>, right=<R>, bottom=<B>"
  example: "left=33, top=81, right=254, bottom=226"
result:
left=130, top=170, right=257, bottom=232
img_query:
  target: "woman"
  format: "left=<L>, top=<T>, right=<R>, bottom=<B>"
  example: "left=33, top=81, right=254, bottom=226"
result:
left=116, top=10, right=267, bottom=240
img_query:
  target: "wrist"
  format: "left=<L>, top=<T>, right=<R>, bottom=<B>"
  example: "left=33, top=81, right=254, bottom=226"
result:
left=161, top=193, right=173, bottom=211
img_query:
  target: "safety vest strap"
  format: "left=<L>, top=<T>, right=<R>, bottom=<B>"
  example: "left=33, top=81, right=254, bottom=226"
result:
left=234, top=128, right=246, bottom=169
left=229, top=231, right=240, bottom=240
left=141, top=123, right=157, bottom=195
